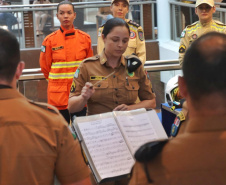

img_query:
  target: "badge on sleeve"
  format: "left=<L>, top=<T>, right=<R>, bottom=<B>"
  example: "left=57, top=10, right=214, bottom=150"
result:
left=70, top=81, right=76, bottom=93
left=179, top=44, right=186, bottom=53
left=41, top=45, right=46, bottom=53
left=98, top=29, right=102, bottom=37
left=130, top=31, right=136, bottom=39
left=74, top=69, right=80, bottom=78
left=138, top=30, right=144, bottom=41
left=180, top=30, right=186, bottom=38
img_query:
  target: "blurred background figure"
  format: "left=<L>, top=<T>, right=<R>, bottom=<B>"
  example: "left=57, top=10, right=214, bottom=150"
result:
left=97, top=0, right=146, bottom=64
left=0, top=0, right=18, bottom=32
left=33, top=0, right=51, bottom=36
left=96, top=0, right=113, bottom=25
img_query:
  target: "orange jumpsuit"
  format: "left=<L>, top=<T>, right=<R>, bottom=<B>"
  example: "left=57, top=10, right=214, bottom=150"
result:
left=40, top=26, right=93, bottom=110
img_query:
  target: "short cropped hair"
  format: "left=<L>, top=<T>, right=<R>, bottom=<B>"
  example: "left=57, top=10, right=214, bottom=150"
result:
left=0, top=29, right=20, bottom=82
left=183, top=32, right=226, bottom=100
left=57, top=1, right=75, bottom=12
left=102, top=17, right=130, bottom=38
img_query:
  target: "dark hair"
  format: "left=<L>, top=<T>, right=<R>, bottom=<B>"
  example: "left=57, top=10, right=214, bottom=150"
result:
left=102, top=17, right=130, bottom=37
left=0, top=29, right=20, bottom=82
left=57, top=1, right=75, bottom=12
left=183, top=32, right=226, bottom=101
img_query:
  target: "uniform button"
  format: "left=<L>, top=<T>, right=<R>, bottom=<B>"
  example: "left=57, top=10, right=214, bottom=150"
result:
left=113, top=75, right=116, bottom=78
left=132, top=86, right=135, bottom=89
left=98, top=84, right=101, bottom=87
left=115, top=88, right=118, bottom=91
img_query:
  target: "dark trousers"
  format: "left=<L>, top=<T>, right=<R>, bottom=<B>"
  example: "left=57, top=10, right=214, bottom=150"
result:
left=59, top=109, right=70, bottom=124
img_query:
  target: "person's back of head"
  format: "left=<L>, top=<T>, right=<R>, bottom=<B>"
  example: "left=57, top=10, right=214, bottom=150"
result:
left=182, top=32, right=226, bottom=103
left=0, top=28, right=20, bottom=83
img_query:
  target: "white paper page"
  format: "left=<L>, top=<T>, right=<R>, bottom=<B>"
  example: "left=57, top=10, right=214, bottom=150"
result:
left=76, top=113, right=135, bottom=180
left=114, top=109, right=168, bottom=155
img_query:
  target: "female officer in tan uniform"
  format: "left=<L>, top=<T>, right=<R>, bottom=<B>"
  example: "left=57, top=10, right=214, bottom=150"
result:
left=68, top=18, right=156, bottom=116
left=97, top=0, right=146, bottom=64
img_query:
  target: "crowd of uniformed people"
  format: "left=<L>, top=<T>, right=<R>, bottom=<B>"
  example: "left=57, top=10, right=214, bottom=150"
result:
left=0, top=0, right=226, bottom=184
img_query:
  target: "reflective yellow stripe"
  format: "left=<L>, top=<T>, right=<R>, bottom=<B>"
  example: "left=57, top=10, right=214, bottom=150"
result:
left=51, top=61, right=82, bottom=69
left=49, top=72, right=75, bottom=79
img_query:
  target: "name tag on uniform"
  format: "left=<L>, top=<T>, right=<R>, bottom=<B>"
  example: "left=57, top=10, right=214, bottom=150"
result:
left=52, top=46, right=64, bottom=51
left=90, top=76, right=106, bottom=81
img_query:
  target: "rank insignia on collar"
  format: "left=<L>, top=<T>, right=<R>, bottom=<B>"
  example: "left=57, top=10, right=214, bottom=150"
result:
left=179, top=44, right=186, bottom=53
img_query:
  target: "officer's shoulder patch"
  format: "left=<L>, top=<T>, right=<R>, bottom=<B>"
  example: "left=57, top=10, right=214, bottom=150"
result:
left=83, top=55, right=100, bottom=63
left=128, top=20, right=140, bottom=27
left=135, top=140, right=168, bottom=162
left=179, top=44, right=186, bottom=53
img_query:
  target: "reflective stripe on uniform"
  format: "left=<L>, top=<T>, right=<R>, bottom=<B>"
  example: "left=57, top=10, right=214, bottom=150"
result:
left=51, top=61, right=82, bottom=69
left=49, top=72, right=75, bottom=79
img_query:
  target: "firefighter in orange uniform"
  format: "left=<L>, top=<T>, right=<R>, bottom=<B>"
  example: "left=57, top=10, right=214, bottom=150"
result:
left=40, top=1, right=93, bottom=123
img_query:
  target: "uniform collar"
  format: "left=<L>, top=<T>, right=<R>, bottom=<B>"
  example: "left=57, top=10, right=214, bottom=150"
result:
left=199, top=19, right=214, bottom=27
left=185, top=114, right=226, bottom=133
left=99, top=50, right=126, bottom=67
left=60, top=26, right=75, bottom=36
left=0, top=88, right=25, bottom=100
left=0, top=84, right=12, bottom=89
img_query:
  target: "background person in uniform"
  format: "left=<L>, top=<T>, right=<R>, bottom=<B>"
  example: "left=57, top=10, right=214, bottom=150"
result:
left=68, top=17, right=156, bottom=185
left=39, top=1, right=93, bottom=124
left=0, top=28, right=92, bottom=185
left=97, top=0, right=146, bottom=64
left=129, top=32, right=226, bottom=185
left=33, top=0, right=51, bottom=36
left=178, top=0, right=226, bottom=66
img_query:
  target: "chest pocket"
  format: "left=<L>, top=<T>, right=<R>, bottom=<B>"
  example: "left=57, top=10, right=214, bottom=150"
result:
left=90, top=81, right=109, bottom=102
left=52, top=46, right=65, bottom=61
left=125, top=78, right=139, bottom=103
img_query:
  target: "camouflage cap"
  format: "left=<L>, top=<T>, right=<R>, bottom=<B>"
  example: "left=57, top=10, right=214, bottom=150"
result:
left=195, top=0, right=214, bottom=7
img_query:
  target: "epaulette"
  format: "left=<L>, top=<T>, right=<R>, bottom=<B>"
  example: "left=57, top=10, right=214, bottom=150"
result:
left=127, top=20, right=140, bottom=28
left=186, top=21, right=199, bottom=29
left=43, top=31, right=57, bottom=42
left=28, top=99, right=59, bottom=115
left=125, top=55, right=142, bottom=73
left=77, top=29, right=91, bottom=38
left=135, top=139, right=168, bottom=162
left=83, top=55, right=100, bottom=63
left=170, top=110, right=186, bottom=137
left=214, top=20, right=226, bottom=26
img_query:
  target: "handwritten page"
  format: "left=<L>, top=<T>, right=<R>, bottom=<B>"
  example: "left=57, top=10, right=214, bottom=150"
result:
left=76, top=113, right=134, bottom=180
left=114, top=109, right=165, bottom=155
